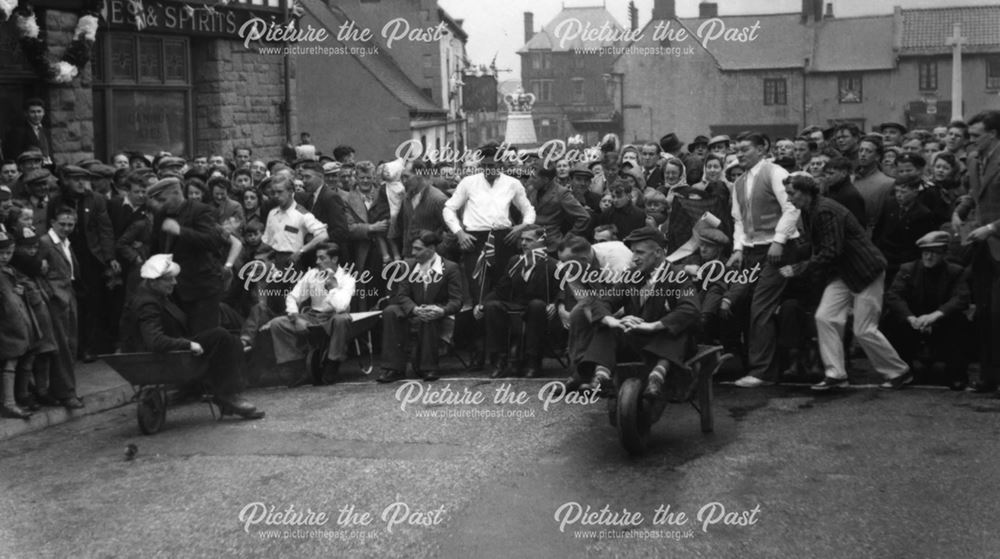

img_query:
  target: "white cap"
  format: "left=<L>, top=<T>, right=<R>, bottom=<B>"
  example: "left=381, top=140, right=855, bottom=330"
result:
left=140, top=254, right=181, bottom=279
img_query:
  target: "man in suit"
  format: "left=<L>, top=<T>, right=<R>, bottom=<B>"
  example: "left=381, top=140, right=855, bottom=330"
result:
left=4, top=99, right=53, bottom=166
left=12, top=168, right=53, bottom=232
left=531, top=163, right=591, bottom=251
left=884, top=231, right=971, bottom=388
left=640, top=141, right=665, bottom=191
left=120, top=254, right=261, bottom=418
left=295, top=161, right=348, bottom=248
left=47, top=165, right=119, bottom=361
left=376, top=231, right=464, bottom=383
left=571, top=227, right=701, bottom=399
left=343, top=161, right=391, bottom=310
left=479, top=225, right=561, bottom=379
left=146, top=177, right=230, bottom=334
left=399, top=163, right=450, bottom=258
left=873, top=169, right=938, bottom=288
left=954, top=110, right=1000, bottom=393
left=36, top=206, right=82, bottom=409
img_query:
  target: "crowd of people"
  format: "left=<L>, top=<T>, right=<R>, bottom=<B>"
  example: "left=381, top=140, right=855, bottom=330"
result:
left=1, top=94, right=999, bottom=421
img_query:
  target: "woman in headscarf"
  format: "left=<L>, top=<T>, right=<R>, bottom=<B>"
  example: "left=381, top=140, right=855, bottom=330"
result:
left=663, top=155, right=733, bottom=254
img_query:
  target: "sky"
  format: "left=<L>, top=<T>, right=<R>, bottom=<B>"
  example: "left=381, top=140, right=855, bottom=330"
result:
left=437, top=0, right=1000, bottom=80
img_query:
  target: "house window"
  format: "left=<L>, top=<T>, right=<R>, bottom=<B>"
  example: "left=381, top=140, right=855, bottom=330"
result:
left=838, top=74, right=862, bottom=103
left=530, top=80, right=552, bottom=102
left=572, top=78, right=584, bottom=102
left=93, top=33, right=192, bottom=158
left=537, top=118, right=556, bottom=140
left=573, top=56, right=585, bottom=69
left=988, top=56, right=1000, bottom=90
left=763, top=78, right=787, bottom=105
left=918, top=60, right=937, bottom=91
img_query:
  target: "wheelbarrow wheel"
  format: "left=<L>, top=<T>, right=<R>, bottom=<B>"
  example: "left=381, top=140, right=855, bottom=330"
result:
left=137, top=387, right=167, bottom=435
left=698, top=363, right=714, bottom=433
left=616, top=378, right=650, bottom=455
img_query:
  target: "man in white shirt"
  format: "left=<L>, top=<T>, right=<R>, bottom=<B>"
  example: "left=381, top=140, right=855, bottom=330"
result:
left=264, top=243, right=355, bottom=385
left=37, top=206, right=82, bottom=409
left=727, top=133, right=800, bottom=388
left=443, top=143, right=536, bottom=302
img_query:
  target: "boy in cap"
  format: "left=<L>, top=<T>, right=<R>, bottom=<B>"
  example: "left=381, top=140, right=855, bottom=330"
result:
left=884, top=231, right=971, bottom=388
left=9, top=228, right=58, bottom=412
left=120, top=254, right=263, bottom=418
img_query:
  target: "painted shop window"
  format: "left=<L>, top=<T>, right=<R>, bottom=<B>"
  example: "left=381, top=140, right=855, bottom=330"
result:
left=763, top=78, right=787, bottom=105
left=918, top=60, right=937, bottom=91
left=838, top=74, right=863, bottom=104
left=93, top=33, right=192, bottom=159
left=987, top=56, right=1000, bottom=91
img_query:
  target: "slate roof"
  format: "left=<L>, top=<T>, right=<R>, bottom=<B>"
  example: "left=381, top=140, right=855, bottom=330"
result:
left=900, top=6, right=1000, bottom=54
left=675, top=14, right=809, bottom=70
left=302, top=0, right=445, bottom=115
left=519, top=6, right=626, bottom=52
left=812, top=16, right=895, bottom=71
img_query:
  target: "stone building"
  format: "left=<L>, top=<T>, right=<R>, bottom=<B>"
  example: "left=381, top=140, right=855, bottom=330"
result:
left=517, top=6, right=629, bottom=145
left=295, top=0, right=468, bottom=161
left=612, top=0, right=1000, bottom=143
left=0, top=0, right=295, bottom=163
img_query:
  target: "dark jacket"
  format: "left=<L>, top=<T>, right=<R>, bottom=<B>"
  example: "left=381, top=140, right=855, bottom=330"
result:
left=885, top=260, right=970, bottom=320
left=4, top=124, right=52, bottom=161
left=392, top=257, right=464, bottom=317
left=151, top=200, right=228, bottom=301
left=0, top=266, right=34, bottom=360
left=297, top=185, right=349, bottom=247
left=595, top=202, right=647, bottom=239
left=798, top=197, right=887, bottom=293
left=529, top=180, right=591, bottom=250
left=400, top=185, right=450, bottom=256
left=486, top=253, right=560, bottom=306
left=873, top=198, right=938, bottom=268
left=120, top=283, right=191, bottom=353
left=825, top=177, right=867, bottom=228
left=48, top=189, right=116, bottom=264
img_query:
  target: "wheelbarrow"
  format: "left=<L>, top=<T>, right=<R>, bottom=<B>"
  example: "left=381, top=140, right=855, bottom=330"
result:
left=608, top=345, right=730, bottom=455
left=101, top=351, right=256, bottom=435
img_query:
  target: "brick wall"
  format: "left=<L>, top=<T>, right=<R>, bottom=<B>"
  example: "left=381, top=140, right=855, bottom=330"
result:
left=192, top=39, right=294, bottom=159
left=46, top=9, right=95, bottom=165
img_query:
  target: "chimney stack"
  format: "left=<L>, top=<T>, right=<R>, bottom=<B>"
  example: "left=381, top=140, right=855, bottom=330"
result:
left=652, top=0, right=676, bottom=21
left=629, top=1, right=638, bottom=31
left=524, top=12, right=534, bottom=44
left=801, top=0, right=822, bottom=23
left=699, top=2, right=718, bottom=18
left=824, top=3, right=834, bottom=18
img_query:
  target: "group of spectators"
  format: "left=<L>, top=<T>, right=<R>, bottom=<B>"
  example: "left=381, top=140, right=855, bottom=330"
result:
left=1, top=95, right=999, bottom=421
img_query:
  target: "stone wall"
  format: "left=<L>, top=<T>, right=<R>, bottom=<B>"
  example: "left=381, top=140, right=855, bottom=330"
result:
left=192, top=39, right=294, bottom=160
left=46, top=9, right=95, bottom=164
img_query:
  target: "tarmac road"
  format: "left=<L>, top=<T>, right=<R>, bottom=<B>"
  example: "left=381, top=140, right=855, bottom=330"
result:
left=2, top=376, right=999, bottom=558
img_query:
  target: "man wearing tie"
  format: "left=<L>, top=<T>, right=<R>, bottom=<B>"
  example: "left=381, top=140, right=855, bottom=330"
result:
left=295, top=160, right=348, bottom=248
left=4, top=99, right=53, bottom=166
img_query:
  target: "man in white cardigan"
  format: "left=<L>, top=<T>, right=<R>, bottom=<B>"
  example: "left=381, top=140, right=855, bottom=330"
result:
left=266, top=242, right=355, bottom=384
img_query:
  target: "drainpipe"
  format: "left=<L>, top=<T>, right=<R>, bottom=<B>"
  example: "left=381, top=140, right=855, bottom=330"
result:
left=283, top=0, right=293, bottom=142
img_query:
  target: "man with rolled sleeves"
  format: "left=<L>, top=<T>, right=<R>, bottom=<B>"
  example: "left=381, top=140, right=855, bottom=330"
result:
left=574, top=227, right=701, bottom=399
left=146, top=176, right=230, bottom=334
left=728, top=133, right=800, bottom=388
left=884, top=231, right=970, bottom=388
left=48, top=165, right=119, bottom=361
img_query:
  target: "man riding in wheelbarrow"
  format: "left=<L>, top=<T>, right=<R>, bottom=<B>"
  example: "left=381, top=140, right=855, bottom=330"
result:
left=119, top=254, right=264, bottom=419
left=569, top=227, right=701, bottom=400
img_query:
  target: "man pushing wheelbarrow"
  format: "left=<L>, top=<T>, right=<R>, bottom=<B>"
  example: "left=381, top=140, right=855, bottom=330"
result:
left=118, top=254, right=264, bottom=423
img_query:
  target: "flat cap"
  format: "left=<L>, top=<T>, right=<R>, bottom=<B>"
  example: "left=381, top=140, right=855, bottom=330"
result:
left=0, top=230, right=12, bottom=249
left=60, top=165, right=93, bottom=178
left=87, top=164, right=116, bottom=179
left=695, top=227, right=730, bottom=247
left=623, top=226, right=667, bottom=248
left=21, top=169, right=52, bottom=184
left=707, top=135, right=730, bottom=147
left=156, top=156, right=186, bottom=170
left=140, top=254, right=181, bottom=279
left=146, top=177, right=182, bottom=199
left=879, top=122, right=908, bottom=134
left=568, top=163, right=594, bottom=178
left=15, top=227, right=38, bottom=246
left=17, top=150, right=44, bottom=164
left=915, top=231, right=950, bottom=249
left=322, top=161, right=343, bottom=174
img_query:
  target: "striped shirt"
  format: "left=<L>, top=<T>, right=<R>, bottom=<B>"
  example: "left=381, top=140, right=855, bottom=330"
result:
left=799, top=197, right=886, bottom=293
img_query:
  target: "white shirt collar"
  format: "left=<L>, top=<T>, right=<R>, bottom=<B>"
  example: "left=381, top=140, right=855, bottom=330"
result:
left=48, top=228, right=68, bottom=247
left=417, top=253, right=443, bottom=276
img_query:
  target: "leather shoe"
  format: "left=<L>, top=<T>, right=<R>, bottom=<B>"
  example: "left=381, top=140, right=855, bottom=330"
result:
left=489, top=360, right=509, bottom=379
left=1, top=403, right=32, bottom=420
left=967, top=381, right=997, bottom=393
left=377, top=369, right=405, bottom=383
left=416, top=369, right=439, bottom=382
left=17, top=395, right=41, bottom=412
left=62, top=397, right=85, bottom=410
left=643, top=375, right=664, bottom=400
left=214, top=393, right=263, bottom=419
left=320, top=360, right=341, bottom=385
